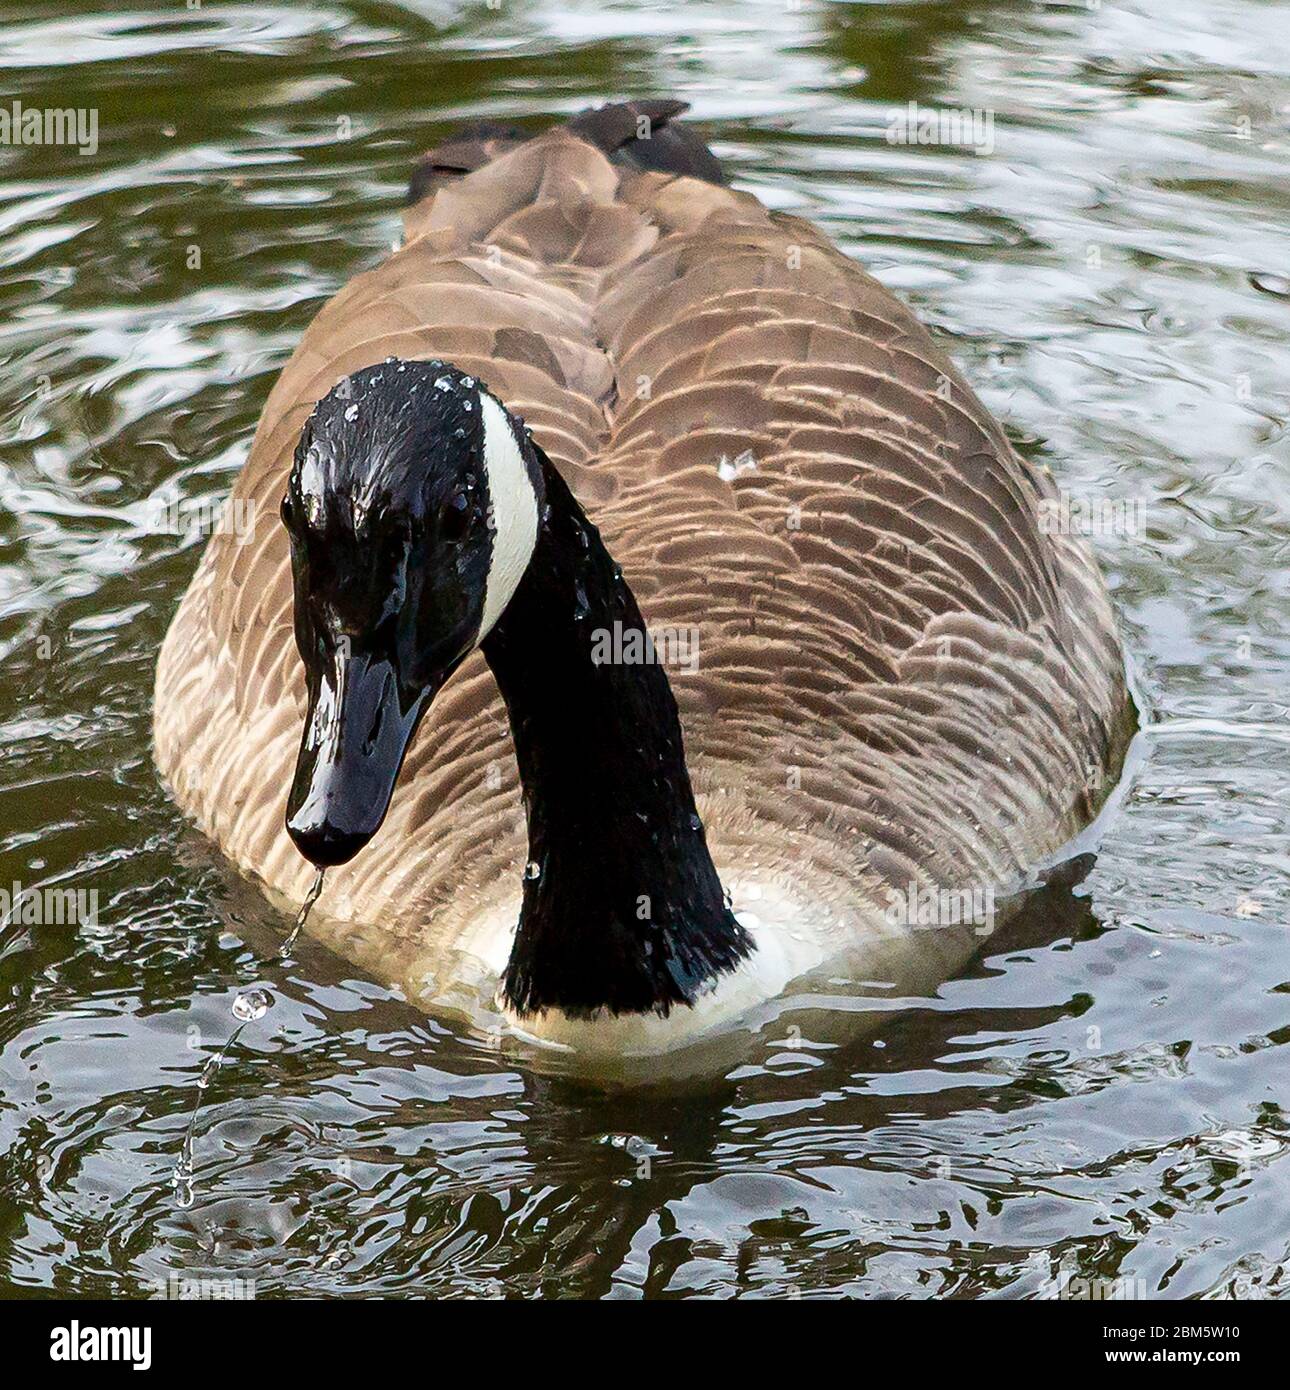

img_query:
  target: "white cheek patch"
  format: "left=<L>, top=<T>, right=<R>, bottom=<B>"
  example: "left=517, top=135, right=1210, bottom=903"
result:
left=477, top=391, right=540, bottom=640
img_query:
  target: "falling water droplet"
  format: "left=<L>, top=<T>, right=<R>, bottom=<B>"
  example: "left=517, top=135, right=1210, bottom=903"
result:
left=231, top=987, right=273, bottom=1023
left=170, top=999, right=263, bottom=1210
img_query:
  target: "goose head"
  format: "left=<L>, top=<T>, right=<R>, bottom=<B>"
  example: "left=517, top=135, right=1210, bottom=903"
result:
left=281, top=359, right=542, bottom=866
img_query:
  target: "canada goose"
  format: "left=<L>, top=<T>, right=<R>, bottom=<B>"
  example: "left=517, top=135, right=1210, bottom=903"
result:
left=154, top=101, right=1134, bottom=1060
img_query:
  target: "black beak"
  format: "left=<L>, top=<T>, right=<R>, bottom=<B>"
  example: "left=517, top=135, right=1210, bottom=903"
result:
left=286, top=646, right=436, bottom=867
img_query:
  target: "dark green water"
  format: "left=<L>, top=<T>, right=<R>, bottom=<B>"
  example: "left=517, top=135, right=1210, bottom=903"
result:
left=1, top=0, right=1288, bottom=1297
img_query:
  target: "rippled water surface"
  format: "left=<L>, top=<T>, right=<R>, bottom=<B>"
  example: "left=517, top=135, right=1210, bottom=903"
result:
left=1, top=0, right=1288, bottom=1298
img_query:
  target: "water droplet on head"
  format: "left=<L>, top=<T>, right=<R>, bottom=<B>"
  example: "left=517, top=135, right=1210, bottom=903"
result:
left=343, top=404, right=359, bottom=422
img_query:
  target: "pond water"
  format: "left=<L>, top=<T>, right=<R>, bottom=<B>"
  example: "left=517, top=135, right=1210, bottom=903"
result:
left=1, top=0, right=1287, bottom=1298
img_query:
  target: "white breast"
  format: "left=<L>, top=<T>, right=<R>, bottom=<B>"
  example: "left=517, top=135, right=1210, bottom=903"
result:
left=448, top=876, right=830, bottom=1058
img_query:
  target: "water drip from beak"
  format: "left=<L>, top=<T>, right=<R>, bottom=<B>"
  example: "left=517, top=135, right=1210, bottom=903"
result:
left=170, top=869, right=326, bottom=1209
left=279, top=867, right=326, bottom=959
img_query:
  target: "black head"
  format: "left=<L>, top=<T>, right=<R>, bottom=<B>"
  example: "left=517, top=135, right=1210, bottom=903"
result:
left=281, top=359, right=543, bottom=866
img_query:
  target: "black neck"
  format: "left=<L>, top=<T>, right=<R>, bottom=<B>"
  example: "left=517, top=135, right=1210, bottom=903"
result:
left=480, top=457, right=750, bottom=1018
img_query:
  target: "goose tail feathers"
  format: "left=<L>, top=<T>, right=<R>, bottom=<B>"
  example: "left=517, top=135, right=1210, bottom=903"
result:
left=407, top=99, right=724, bottom=205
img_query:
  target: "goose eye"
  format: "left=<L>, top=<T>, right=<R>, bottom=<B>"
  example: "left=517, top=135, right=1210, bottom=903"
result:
left=440, top=491, right=472, bottom=542
left=280, top=494, right=295, bottom=528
